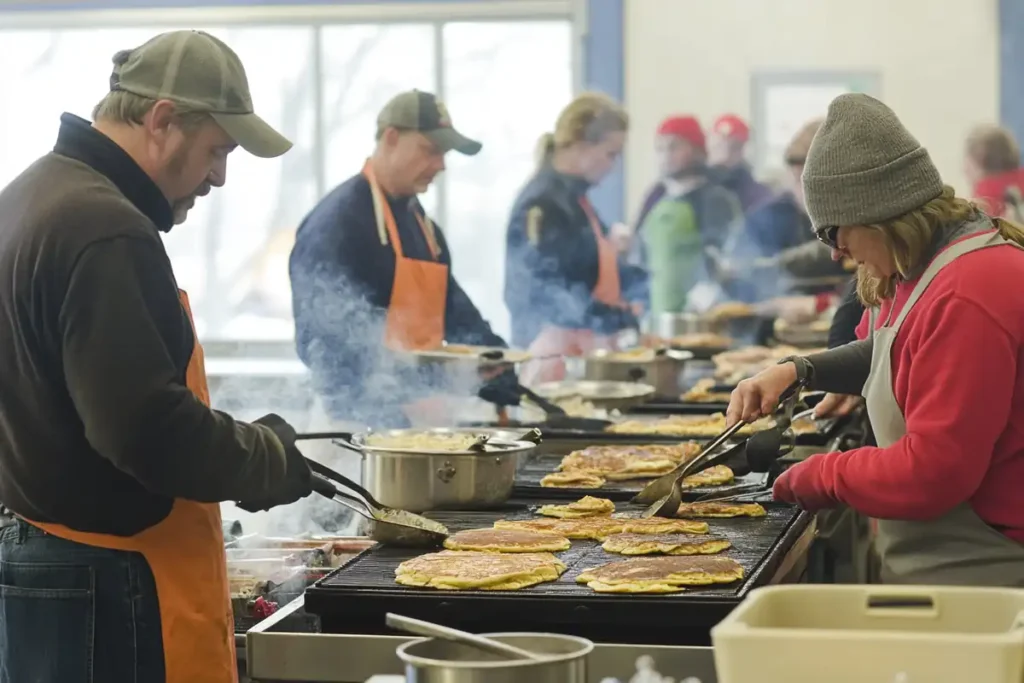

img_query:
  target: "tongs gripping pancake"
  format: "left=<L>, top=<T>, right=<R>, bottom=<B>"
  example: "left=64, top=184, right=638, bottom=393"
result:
left=632, top=378, right=807, bottom=515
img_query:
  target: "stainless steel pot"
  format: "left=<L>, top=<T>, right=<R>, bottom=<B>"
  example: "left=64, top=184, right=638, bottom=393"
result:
left=582, top=348, right=694, bottom=399
left=397, top=632, right=593, bottom=683
left=350, top=429, right=538, bottom=512
left=655, top=312, right=713, bottom=339
left=531, top=380, right=656, bottom=412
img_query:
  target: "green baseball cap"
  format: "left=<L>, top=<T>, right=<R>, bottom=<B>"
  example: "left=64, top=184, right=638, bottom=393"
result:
left=109, top=30, right=292, bottom=159
left=377, top=90, right=481, bottom=156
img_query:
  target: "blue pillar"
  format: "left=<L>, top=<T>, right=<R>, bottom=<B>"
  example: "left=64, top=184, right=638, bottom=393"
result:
left=583, top=0, right=626, bottom=223
left=1000, top=0, right=1024, bottom=145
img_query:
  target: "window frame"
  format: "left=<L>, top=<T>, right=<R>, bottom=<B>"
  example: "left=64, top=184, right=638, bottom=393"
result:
left=0, top=1, right=578, bottom=345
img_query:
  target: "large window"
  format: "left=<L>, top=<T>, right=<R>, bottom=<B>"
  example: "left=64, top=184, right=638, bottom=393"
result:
left=0, top=5, right=574, bottom=345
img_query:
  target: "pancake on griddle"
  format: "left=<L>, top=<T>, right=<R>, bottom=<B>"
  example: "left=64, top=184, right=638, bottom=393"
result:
left=576, top=556, right=744, bottom=593
left=540, top=471, right=606, bottom=488
left=494, top=516, right=628, bottom=540
left=680, top=464, right=734, bottom=489
left=559, top=443, right=703, bottom=481
left=617, top=516, right=710, bottom=535
left=606, top=413, right=774, bottom=437
left=676, top=501, right=767, bottom=518
left=537, top=496, right=615, bottom=519
left=395, top=550, right=566, bottom=590
left=602, top=533, right=731, bottom=556
left=443, top=528, right=571, bottom=553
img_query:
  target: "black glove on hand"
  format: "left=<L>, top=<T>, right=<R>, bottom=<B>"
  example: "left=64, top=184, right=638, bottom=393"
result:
left=235, top=413, right=314, bottom=513
left=477, top=367, right=523, bottom=407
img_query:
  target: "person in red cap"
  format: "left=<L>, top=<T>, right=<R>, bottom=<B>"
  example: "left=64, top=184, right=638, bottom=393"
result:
left=629, top=115, right=742, bottom=316
left=707, top=113, right=773, bottom=212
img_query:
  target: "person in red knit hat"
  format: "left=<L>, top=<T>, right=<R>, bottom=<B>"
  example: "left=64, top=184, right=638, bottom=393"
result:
left=727, top=93, right=1024, bottom=586
left=629, top=115, right=742, bottom=316
left=707, top=113, right=773, bottom=213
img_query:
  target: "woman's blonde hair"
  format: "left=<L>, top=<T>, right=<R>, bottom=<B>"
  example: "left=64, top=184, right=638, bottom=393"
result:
left=856, top=185, right=1024, bottom=305
left=535, top=92, right=629, bottom=167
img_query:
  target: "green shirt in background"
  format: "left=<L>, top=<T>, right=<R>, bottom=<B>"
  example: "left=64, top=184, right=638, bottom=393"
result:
left=641, top=196, right=704, bottom=315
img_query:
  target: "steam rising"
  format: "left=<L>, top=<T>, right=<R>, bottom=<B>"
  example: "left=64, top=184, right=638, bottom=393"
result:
left=222, top=261, right=496, bottom=539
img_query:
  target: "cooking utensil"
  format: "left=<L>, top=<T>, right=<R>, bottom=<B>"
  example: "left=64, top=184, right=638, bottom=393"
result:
left=637, top=418, right=751, bottom=518
left=329, top=429, right=539, bottom=512
left=516, top=384, right=613, bottom=431
left=581, top=347, right=693, bottom=399
left=386, top=614, right=545, bottom=662
left=396, top=632, right=593, bottom=683
left=307, top=464, right=449, bottom=548
left=530, top=380, right=656, bottom=412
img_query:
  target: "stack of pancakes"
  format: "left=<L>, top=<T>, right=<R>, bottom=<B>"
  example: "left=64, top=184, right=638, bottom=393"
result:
left=576, top=556, right=744, bottom=593
left=540, top=442, right=718, bottom=490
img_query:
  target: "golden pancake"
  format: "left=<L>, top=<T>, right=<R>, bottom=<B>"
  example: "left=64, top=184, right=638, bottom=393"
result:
left=443, top=528, right=571, bottom=553
left=602, top=533, right=731, bottom=556
left=537, top=496, right=615, bottom=519
left=670, top=332, right=733, bottom=349
left=395, top=550, right=566, bottom=590
left=576, top=556, right=744, bottom=593
left=676, top=501, right=767, bottom=518
left=617, top=516, right=710, bottom=535
left=559, top=443, right=703, bottom=480
left=680, top=378, right=732, bottom=403
left=494, top=516, right=628, bottom=540
left=540, top=471, right=606, bottom=488
left=791, top=417, right=819, bottom=435
left=606, top=413, right=774, bottom=437
left=680, top=464, right=735, bottom=489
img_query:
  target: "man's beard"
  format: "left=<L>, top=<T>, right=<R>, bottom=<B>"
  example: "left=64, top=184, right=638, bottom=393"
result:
left=166, top=145, right=210, bottom=225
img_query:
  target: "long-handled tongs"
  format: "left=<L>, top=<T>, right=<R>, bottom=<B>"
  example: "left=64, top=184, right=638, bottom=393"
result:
left=633, top=378, right=807, bottom=518
left=305, top=457, right=449, bottom=548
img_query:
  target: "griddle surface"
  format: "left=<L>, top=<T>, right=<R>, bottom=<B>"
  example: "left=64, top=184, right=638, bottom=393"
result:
left=304, top=499, right=810, bottom=644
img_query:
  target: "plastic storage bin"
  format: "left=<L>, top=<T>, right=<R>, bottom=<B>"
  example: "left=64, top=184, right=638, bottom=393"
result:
left=711, top=584, right=1024, bottom=683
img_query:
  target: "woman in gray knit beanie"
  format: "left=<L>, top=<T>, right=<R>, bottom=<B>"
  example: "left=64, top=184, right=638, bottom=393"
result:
left=725, top=93, right=1024, bottom=586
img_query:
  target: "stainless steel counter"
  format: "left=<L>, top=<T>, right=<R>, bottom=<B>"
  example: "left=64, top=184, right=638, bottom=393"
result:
left=245, top=597, right=718, bottom=683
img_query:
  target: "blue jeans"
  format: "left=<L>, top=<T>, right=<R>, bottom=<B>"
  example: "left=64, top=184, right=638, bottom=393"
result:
left=0, top=519, right=165, bottom=682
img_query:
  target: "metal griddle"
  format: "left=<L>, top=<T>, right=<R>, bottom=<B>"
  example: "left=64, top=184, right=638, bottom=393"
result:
left=302, top=499, right=811, bottom=646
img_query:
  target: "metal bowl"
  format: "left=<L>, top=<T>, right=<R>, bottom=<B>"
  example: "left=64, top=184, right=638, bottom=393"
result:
left=398, top=632, right=593, bottom=683
left=531, top=380, right=656, bottom=412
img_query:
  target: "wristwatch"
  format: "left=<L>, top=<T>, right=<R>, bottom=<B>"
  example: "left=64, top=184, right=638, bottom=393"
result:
left=777, top=355, right=815, bottom=386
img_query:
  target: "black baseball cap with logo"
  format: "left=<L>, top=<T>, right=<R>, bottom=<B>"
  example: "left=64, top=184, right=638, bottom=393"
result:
left=376, top=90, right=482, bottom=156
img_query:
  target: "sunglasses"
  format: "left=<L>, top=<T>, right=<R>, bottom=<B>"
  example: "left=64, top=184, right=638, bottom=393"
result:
left=815, top=225, right=840, bottom=249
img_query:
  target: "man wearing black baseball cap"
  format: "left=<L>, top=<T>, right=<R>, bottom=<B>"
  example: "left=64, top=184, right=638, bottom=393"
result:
left=290, top=90, right=511, bottom=427
left=0, top=30, right=312, bottom=682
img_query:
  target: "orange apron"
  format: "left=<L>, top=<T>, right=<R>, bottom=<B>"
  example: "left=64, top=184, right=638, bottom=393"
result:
left=521, top=197, right=624, bottom=384
left=363, top=160, right=448, bottom=352
left=24, top=290, right=236, bottom=683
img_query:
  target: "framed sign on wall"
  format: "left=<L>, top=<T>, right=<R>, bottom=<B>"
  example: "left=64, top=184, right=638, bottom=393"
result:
left=751, top=70, right=882, bottom=176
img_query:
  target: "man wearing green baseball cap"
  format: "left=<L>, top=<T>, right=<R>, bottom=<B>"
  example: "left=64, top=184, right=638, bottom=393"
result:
left=289, top=89, right=515, bottom=430
left=0, top=30, right=312, bottom=683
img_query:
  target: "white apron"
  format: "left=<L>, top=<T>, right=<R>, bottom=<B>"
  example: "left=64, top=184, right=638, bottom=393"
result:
left=865, top=230, right=1024, bottom=585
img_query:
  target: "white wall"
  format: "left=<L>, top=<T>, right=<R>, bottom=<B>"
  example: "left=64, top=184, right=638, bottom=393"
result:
left=623, top=0, right=1000, bottom=217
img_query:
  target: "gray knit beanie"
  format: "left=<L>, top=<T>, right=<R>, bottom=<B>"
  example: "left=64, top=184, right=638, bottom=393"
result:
left=802, top=93, right=944, bottom=229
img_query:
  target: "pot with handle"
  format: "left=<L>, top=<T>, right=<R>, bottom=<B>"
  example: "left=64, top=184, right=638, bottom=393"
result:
left=397, top=631, right=592, bottom=683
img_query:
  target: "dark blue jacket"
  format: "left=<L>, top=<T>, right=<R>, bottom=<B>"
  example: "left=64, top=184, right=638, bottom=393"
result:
left=504, top=166, right=645, bottom=348
left=710, top=163, right=773, bottom=213
left=290, top=173, right=504, bottom=422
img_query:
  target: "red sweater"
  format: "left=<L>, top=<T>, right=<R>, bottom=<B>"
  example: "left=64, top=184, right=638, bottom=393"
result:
left=973, top=169, right=1024, bottom=218
left=825, top=231, right=1024, bottom=540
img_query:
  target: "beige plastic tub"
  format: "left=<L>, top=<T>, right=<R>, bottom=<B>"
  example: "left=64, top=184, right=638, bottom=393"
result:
left=711, top=584, right=1024, bottom=683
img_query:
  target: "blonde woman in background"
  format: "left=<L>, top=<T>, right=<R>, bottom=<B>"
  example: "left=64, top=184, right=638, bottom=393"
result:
left=505, top=92, right=646, bottom=383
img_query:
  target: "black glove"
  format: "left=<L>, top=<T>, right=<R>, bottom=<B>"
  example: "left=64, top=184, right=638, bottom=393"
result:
left=235, top=413, right=314, bottom=513
left=477, top=367, right=523, bottom=407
